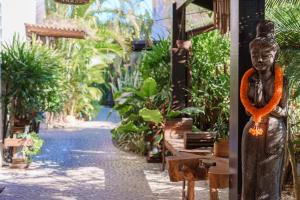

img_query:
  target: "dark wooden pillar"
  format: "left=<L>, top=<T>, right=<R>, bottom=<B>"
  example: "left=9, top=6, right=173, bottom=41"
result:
left=229, top=0, right=265, bottom=199
left=171, top=2, right=188, bottom=109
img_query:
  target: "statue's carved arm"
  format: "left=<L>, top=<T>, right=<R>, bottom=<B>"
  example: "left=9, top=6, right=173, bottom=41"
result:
left=270, top=77, right=288, bottom=118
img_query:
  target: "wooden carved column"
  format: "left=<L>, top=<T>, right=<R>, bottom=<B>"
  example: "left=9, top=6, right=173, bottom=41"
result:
left=230, top=0, right=265, bottom=199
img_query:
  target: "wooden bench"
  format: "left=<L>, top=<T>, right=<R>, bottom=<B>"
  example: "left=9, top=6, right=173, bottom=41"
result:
left=162, top=127, right=229, bottom=200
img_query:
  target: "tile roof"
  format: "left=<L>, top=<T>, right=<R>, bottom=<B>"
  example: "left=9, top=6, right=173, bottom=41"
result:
left=25, top=23, right=86, bottom=39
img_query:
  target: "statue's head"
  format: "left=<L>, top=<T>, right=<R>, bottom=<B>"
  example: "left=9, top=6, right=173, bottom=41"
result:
left=249, top=20, right=279, bottom=72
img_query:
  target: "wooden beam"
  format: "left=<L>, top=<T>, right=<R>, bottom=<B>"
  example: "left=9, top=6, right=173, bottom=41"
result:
left=176, top=0, right=213, bottom=11
left=171, top=2, right=189, bottom=109
left=229, top=0, right=265, bottom=199
left=176, top=0, right=193, bottom=10
left=186, top=24, right=216, bottom=39
left=192, top=0, right=213, bottom=10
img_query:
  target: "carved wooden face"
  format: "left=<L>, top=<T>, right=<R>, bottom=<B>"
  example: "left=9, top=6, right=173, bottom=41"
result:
left=250, top=41, right=277, bottom=71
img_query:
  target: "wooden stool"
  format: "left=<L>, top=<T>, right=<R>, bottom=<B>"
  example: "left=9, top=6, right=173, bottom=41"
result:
left=207, top=158, right=229, bottom=200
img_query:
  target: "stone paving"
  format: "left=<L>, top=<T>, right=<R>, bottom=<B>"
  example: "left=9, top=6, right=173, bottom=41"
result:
left=0, top=108, right=228, bottom=200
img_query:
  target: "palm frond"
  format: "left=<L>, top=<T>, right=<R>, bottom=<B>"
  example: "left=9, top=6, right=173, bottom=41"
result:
left=267, top=5, right=300, bottom=48
left=266, top=0, right=300, bottom=9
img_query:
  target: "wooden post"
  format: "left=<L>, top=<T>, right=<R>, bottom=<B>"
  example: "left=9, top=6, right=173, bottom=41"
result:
left=171, top=2, right=188, bottom=109
left=230, top=0, right=265, bottom=199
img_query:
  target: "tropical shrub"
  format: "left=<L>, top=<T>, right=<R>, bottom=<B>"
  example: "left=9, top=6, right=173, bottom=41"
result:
left=56, top=39, right=107, bottom=120
left=18, top=132, right=44, bottom=163
left=140, top=40, right=171, bottom=91
left=266, top=2, right=300, bottom=196
left=190, top=30, right=230, bottom=138
left=267, top=3, right=300, bottom=138
left=111, top=39, right=172, bottom=154
left=112, top=77, right=162, bottom=154
left=1, top=36, right=65, bottom=137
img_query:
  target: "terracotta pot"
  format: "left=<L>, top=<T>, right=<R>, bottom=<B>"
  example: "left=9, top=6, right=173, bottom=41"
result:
left=164, top=118, right=193, bottom=139
left=176, top=40, right=192, bottom=50
left=214, top=138, right=229, bottom=157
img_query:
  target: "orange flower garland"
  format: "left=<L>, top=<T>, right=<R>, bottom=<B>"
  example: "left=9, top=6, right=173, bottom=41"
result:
left=240, top=64, right=284, bottom=136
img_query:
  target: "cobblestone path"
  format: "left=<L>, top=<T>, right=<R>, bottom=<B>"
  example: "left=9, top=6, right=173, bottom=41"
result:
left=0, top=108, right=228, bottom=200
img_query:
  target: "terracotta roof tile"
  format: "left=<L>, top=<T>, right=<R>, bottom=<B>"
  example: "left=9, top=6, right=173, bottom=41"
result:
left=25, top=23, right=86, bottom=39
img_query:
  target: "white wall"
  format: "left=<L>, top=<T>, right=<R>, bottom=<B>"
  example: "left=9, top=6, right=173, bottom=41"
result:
left=1, top=0, right=36, bottom=43
left=36, top=0, right=46, bottom=24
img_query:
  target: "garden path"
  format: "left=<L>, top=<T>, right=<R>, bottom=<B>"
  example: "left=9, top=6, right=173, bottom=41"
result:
left=0, top=107, right=228, bottom=200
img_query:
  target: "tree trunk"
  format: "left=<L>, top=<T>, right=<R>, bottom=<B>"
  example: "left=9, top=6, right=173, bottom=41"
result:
left=9, top=98, right=17, bottom=138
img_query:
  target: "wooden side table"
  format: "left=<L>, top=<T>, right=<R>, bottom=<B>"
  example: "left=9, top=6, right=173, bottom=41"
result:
left=207, top=157, right=229, bottom=200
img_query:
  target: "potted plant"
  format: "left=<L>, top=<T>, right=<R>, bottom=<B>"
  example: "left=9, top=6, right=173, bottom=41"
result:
left=1, top=36, right=64, bottom=166
left=213, top=115, right=229, bottom=157
left=189, top=30, right=230, bottom=157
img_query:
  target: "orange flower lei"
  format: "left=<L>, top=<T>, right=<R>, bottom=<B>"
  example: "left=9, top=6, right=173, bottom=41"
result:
left=240, top=64, right=284, bottom=136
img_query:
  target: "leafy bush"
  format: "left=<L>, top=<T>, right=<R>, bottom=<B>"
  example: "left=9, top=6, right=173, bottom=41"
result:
left=1, top=36, right=65, bottom=115
left=190, top=30, right=230, bottom=138
left=56, top=39, right=106, bottom=120
left=140, top=40, right=171, bottom=91
left=1, top=36, right=65, bottom=137
left=17, top=132, right=44, bottom=163
left=267, top=4, right=300, bottom=148
left=112, top=77, right=163, bottom=154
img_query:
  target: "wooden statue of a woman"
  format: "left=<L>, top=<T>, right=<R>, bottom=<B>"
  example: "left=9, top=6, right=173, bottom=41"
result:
left=240, top=20, right=288, bottom=200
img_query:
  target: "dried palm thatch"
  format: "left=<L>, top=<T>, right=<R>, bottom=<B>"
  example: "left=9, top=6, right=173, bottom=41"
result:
left=213, top=0, right=230, bottom=34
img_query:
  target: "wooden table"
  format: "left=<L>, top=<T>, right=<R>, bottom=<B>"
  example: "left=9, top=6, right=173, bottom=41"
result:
left=164, top=131, right=213, bottom=155
left=164, top=131, right=229, bottom=200
left=205, top=157, right=229, bottom=200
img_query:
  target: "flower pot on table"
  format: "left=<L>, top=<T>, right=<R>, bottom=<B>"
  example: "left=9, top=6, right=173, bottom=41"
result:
left=214, top=138, right=229, bottom=157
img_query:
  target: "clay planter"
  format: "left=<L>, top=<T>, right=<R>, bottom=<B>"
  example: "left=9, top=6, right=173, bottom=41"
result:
left=214, top=138, right=229, bottom=157
left=176, top=40, right=192, bottom=51
left=164, top=118, right=193, bottom=139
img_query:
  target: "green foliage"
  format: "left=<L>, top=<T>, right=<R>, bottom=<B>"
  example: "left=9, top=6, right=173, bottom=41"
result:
left=1, top=36, right=65, bottom=115
left=181, top=107, right=205, bottom=116
left=190, top=30, right=230, bottom=138
left=279, top=50, right=300, bottom=94
left=18, top=132, right=44, bottom=163
left=137, top=78, right=158, bottom=98
left=108, top=65, right=143, bottom=95
left=267, top=4, right=300, bottom=49
left=139, top=108, right=163, bottom=124
left=267, top=2, right=300, bottom=139
left=112, top=76, right=166, bottom=154
left=56, top=39, right=107, bottom=119
left=140, top=40, right=171, bottom=91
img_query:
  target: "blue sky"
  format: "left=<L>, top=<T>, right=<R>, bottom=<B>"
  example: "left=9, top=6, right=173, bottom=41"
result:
left=96, top=0, right=152, bottom=22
